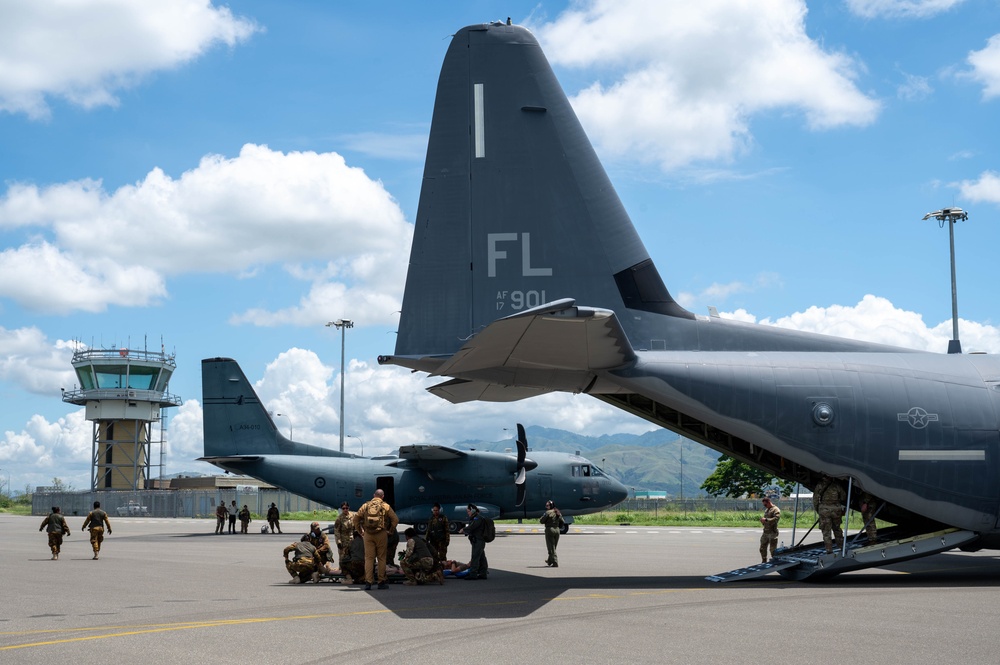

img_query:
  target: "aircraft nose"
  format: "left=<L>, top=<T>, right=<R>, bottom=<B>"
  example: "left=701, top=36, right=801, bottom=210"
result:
left=608, top=478, right=629, bottom=506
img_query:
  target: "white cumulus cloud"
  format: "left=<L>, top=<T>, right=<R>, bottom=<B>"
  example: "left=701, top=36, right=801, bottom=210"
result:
left=0, top=145, right=411, bottom=319
left=957, top=171, right=1000, bottom=205
left=534, top=0, right=881, bottom=170
left=966, top=34, right=1000, bottom=100
left=740, top=294, right=1000, bottom=353
left=0, top=0, right=259, bottom=119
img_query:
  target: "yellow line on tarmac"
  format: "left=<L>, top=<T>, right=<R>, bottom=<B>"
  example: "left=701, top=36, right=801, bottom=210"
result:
left=2, top=590, right=706, bottom=652
left=0, top=601, right=528, bottom=652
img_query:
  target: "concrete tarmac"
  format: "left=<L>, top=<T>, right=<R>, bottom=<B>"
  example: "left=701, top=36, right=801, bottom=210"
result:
left=3, top=513, right=1000, bottom=664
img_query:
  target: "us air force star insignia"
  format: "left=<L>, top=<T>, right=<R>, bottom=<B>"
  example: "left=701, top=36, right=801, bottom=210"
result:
left=897, top=407, right=939, bottom=429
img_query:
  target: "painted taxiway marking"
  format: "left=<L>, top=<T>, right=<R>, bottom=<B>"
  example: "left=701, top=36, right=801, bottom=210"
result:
left=0, top=590, right=705, bottom=651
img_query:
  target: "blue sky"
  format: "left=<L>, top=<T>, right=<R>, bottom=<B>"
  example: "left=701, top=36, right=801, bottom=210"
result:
left=2, top=0, right=999, bottom=493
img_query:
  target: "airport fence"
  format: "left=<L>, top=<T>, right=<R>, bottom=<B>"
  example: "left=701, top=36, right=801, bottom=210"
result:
left=32, top=494, right=818, bottom=522
left=591, top=496, right=816, bottom=517
left=32, top=489, right=332, bottom=519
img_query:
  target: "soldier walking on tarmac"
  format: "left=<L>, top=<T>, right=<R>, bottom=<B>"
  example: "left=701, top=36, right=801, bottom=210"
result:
left=39, top=506, right=70, bottom=560
left=81, top=501, right=112, bottom=560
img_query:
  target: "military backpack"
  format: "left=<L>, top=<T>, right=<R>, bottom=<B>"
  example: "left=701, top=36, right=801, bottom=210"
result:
left=482, top=515, right=496, bottom=543
left=363, top=500, right=386, bottom=533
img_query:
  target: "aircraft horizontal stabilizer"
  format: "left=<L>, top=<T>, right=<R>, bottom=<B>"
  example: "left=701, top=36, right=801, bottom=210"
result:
left=198, top=456, right=263, bottom=463
left=427, top=378, right=554, bottom=404
left=435, top=300, right=635, bottom=376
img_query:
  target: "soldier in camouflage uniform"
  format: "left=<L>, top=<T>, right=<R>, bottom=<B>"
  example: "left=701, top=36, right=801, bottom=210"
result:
left=539, top=500, right=565, bottom=567
left=340, top=530, right=366, bottom=583
left=401, top=527, right=442, bottom=585
left=39, top=506, right=70, bottom=560
left=425, top=503, right=450, bottom=567
left=283, top=535, right=318, bottom=583
left=266, top=502, right=282, bottom=534
left=814, top=475, right=847, bottom=554
left=81, top=501, right=112, bottom=560
left=858, top=490, right=879, bottom=544
left=238, top=505, right=251, bottom=534
left=758, top=496, right=781, bottom=563
left=307, top=521, right=333, bottom=568
left=333, top=502, right=355, bottom=567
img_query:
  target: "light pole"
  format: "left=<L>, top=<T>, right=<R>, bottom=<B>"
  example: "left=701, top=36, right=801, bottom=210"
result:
left=347, top=434, right=364, bottom=456
left=922, top=207, right=968, bottom=354
left=275, top=413, right=293, bottom=439
left=326, top=319, right=354, bottom=452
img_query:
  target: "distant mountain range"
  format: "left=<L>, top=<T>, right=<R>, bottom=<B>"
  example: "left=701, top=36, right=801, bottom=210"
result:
left=454, top=425, right=720, bottom=497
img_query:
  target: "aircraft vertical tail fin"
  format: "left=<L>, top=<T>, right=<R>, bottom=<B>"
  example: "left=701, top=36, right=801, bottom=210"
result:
left=201, top=357, right=344, bottom=458
left=393, top=22, right=691, bottom=362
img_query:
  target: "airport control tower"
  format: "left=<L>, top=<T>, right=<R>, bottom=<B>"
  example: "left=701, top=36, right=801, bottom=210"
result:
left=62, top=344, right=182, bottom=491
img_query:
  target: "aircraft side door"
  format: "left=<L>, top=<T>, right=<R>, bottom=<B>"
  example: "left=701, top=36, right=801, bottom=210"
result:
left=376, top=476, right=395, bottom=511
left=537, top=474, right=552, bottom=508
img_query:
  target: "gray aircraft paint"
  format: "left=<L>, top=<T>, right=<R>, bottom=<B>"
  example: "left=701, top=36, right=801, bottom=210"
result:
left=380, top=22, right=1000, bottom=551
left=199, top=357, right=628, bottom=524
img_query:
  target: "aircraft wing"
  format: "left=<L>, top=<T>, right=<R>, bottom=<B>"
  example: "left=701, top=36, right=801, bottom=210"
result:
left=433, top=299, right=636, bottom=376
left=398, top=444, right=468, bottom=462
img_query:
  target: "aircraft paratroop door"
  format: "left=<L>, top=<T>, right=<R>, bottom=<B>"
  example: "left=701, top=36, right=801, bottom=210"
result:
left=537, top=474, right=552, bottom=507
left=376, top=476, right=395, bottom=511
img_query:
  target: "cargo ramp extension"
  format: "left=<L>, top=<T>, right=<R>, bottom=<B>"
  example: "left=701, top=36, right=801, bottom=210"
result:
left=706, top=526, right=979, bottom=582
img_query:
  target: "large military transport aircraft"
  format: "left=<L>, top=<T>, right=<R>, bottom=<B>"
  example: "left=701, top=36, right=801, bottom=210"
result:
left=199, top=357, right=628, bottom=530
left=377, top=22, right=1000, bottom=579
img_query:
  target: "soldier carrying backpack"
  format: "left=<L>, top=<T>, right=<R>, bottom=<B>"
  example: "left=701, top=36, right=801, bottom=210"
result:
left=464, top=504, right=491, bottom=581
left=352, top=489, right=399, bottom=590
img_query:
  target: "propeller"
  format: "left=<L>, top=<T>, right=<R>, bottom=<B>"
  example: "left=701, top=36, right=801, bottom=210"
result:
left=515, top=423, right=531, bottom=507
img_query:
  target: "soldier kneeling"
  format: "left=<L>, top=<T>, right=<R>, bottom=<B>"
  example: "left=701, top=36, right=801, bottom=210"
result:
left=401, top=527, right=443, bottom=586
left=283, top=534, right=319, bottom=584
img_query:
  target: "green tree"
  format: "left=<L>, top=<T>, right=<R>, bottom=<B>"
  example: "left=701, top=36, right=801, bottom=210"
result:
left=700, top=455, right=795, bottom=498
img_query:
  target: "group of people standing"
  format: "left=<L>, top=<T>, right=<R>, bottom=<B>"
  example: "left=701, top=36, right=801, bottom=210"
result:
left=282, top=492, right=569, bottom=588
left=284, top=490, right=406, bottom=588
left=39, top=501, right=112, bottom=560
left=757, top=474, right=881, bottom=563
left=214, top=500, right=256, bottom=534
left=813, top=475, right=879, bottom=554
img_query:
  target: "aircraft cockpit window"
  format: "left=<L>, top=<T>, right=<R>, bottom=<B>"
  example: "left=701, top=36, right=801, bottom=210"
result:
left=571, top=465, right=580, bottom=477
left=582, top=465, right=591, bottom=477
left=590, top=465, right=606, bottom=477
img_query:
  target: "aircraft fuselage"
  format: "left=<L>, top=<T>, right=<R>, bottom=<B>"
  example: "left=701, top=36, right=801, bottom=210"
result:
left=604, top=350, right=1000, bottom=533
left=210, top=450, right=627, bottom=526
